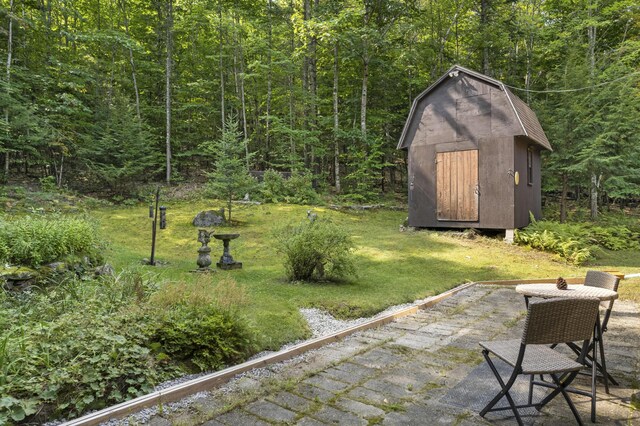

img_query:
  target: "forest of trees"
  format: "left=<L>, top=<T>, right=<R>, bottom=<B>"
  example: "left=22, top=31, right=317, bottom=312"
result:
left=0, top=0, right=639, bottom=213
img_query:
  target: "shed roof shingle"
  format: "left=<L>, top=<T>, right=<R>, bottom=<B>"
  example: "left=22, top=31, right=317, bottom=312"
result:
left=397, top=65, right=552, bottom=151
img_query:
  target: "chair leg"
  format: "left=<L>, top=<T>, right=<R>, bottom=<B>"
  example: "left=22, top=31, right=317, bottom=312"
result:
left=528, top=374, right=534, bottom=405
left=591, top=338, right=597, bottom=423
left=582, top=343, right=619, bottom=387
left=598, top=335, right=611, bottom=393
left=536, top=370, right=579, bottom=410
left=550, top=373, right=584, bottom=426
left=479, top=350, right=523, bottom=426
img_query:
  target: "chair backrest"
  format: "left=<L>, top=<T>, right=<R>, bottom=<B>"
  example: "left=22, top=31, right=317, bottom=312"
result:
left=584, top=270, right=620, bottom=328
left=522, top=298, right=600, bottom=345
left=584, top=270, right=620, bottom=291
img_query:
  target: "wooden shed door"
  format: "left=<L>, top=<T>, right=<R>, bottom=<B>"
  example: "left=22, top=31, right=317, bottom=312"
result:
left=436, top=150, right=479, bottom=221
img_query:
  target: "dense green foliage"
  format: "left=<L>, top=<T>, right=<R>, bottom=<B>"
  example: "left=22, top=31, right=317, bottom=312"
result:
left=275, top=219, right=356, bottom=281
left=0, top=270, right=255, bottom=424
left=260, top=170, right=320, bottom=204
left=0, top=215, right=103, bottom=267
left=0, top=0, right=637, bottom=211
left=515, top=216, right=640, bottom=264
left=155, top=304, right=255, bottom=372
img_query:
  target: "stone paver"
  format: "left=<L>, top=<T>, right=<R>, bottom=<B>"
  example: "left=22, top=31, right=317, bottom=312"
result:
left=245, top=400, right=298, bottom=423
left=333, top=397, right=385, bottom=419
left=294, top=382, right=337, bottom=403
left=135, top=285, right=639, bottom=426
left=311, top=406, right=367, bottom=425
left=215, top=410, right=270, bottom=426
left=267, top=391, right=315, bottom=413
left=322, top=362, right=376, bottom=385
left=303, top=374, right=352, bottom=392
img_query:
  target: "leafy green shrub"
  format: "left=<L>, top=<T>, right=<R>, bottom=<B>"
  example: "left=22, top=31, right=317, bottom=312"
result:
left=8, top=307, right=164, bottom=420
left=39, top=176, right=57, bottom=192
left=150, top=277, right=254, bottom=372
left=284, top=173, right=320, bottom=204
left=0, top=215, right=103, bottom=267
left=261, top=169, right=286, bottom=203
left=515, top=215, right=640, bottom=264
left=154, top=304, right=255, bottom=372
left=0, top=271, right=169, bottom=424
left=0, top=265, right=256, bottom=424
left=259, top=170, right=319, bottom=205
left=274, top=220, right=356, bottom=282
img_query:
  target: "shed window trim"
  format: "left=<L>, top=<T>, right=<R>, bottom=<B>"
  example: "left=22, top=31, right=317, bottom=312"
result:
left=527, top=147, right=534, bottom=186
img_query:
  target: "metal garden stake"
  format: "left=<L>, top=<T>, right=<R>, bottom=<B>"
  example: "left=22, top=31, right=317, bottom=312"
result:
left=148, top=187, right=167, bottom=265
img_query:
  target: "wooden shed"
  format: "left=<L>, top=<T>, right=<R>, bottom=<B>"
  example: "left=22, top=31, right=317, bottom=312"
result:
left=397, top=65, right=552, bottom=237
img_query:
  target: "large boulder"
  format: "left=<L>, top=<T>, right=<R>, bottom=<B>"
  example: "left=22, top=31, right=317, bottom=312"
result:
left=193, top=209, right=226, bottom=227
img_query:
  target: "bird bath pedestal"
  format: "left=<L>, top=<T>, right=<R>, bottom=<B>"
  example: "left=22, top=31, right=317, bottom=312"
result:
left=213, top=234, right=242, bottom=270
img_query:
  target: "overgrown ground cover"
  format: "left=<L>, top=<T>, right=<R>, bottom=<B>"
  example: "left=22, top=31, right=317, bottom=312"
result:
left=93, top=200, right=638, bottom=349
left=2, top=186, right=639, bottom=423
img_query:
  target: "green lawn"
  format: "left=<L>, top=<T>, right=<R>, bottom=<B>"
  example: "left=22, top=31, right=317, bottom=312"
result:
left=93, top=201, right=636, bottom=351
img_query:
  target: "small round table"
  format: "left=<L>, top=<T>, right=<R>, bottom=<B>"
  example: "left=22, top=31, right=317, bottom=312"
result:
left=515, top=283, right=618, bottom=302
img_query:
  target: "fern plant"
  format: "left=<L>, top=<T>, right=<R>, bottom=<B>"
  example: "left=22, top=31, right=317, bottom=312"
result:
left=515, top=214, right=639, bottom=264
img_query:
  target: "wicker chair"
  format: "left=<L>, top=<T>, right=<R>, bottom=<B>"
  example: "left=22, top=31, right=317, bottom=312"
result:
left=479, top=297, right=600, bottom=425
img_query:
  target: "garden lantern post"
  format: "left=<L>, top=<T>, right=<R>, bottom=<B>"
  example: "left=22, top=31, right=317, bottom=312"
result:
left=149, top=187, right=167, bottom=266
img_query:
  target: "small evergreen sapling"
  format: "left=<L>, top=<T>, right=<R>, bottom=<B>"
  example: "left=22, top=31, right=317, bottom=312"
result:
left=203, top=117, right=256, bottom=223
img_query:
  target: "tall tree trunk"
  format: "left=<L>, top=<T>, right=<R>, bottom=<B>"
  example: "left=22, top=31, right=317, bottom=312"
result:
left=265, top=0, right=273, bottom=167
left=120, top=0, right=141, bottom=121
left=524, top=1, right=536, bottom=104
left=360, top=51, right=369, bottom=137
left=219, top=1, right=225, bottom=125
left=302, top=0, right=311, bottom=168
left=309, top=0, right=319, bottom=182
left=590, top=174, right=600, bottom=220
left=588, top=2, right=597, bottom=220
left=165, top=0, right=173, bottom=185
left=57, top=154, right=64, bottom=187
left=4, top=0, right=13, bottom=178
left=333, top=41, right=341, bottom=193
left=560, top=172, right=568, bottom=223
left=288, top=0, right=296, bottom=168
left=309, top=0, right=318, bottom=122
left=232, top=14, right=249, bottom=167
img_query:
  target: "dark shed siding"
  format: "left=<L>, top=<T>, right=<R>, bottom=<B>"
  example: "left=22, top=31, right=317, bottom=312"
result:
left=514, top=136, right=542, bottom=227
left=401, top=66, right=550, bottom=231
left=478, top=137, right=514, bottom=229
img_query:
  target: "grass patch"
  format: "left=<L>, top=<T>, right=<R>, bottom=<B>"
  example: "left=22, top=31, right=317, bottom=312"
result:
left=91, top=200, right=640, bottom=350
left=436, top=346, right=483, bottom=366
left=503, top=311, right=527, bottom=328
left=4, top=188, right=640, bottom=423
left=453, top=411, right=473, bottom=426
left=379, top=402, right=406, bottom=412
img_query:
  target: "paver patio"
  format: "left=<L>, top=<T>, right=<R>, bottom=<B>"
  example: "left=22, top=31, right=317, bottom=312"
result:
left=142, top=285, right=639, bottom=425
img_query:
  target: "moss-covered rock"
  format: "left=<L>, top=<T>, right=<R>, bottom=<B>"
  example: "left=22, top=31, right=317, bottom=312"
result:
left=0, top=265, right=39, bottom=290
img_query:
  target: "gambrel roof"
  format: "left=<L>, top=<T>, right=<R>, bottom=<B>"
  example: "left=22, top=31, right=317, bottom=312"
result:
left=397, top=65, right=552, bottom=151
